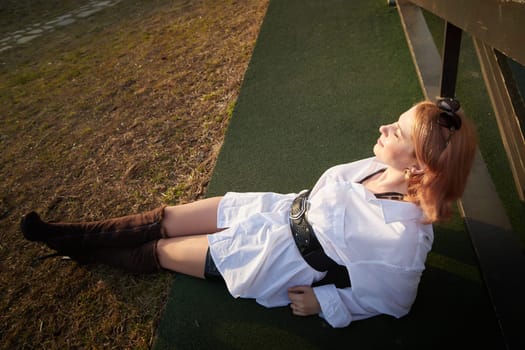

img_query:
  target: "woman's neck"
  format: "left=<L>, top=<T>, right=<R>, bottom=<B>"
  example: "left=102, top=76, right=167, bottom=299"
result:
left=363, top=167, right=407, bottom=195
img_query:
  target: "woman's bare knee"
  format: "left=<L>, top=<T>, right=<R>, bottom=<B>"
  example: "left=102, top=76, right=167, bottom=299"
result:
left=156, top=236, right=209, bottom=278
left=162, top=197, right=223, bottom=237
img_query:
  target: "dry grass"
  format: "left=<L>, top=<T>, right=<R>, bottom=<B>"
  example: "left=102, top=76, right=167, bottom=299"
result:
left=0, top=0, right=268, bottom=348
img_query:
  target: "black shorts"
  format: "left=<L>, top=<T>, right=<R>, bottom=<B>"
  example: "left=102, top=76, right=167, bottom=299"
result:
left=204, top=248, right=224, bottom=282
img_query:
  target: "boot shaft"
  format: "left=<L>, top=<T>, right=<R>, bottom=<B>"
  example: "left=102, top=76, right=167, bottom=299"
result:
left=74, top=241, right=162, bottom=274
left=21, top=206, right=166, bottom=252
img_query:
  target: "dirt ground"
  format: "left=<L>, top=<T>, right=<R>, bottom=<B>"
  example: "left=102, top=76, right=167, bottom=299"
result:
left=0, top=0, right=268, bottom=348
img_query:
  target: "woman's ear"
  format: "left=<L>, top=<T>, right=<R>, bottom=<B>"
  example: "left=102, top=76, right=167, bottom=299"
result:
left=410, top=164, right=425, bottom=175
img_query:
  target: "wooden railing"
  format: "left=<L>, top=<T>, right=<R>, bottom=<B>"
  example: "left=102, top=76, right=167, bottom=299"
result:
left=394, top=1, right=525, bottom=349
left=398, top=0, right=525, bottom=200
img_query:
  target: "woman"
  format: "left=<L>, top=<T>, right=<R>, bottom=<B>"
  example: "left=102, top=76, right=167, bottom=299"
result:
left=21, top=98, right=477, bottom=328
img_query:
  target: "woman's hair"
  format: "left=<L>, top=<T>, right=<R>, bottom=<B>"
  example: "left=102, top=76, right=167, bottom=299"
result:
left=406, top=100, right=478, bottom=223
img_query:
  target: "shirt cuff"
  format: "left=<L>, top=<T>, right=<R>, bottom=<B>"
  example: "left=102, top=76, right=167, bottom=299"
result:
left=313, top=284, right=352, bottom=328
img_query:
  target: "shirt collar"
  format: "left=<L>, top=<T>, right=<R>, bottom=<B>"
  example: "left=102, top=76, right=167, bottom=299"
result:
left=351, top=182, right=423, bottom=223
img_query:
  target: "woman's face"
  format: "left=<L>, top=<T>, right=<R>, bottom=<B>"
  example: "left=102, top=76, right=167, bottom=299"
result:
left=373, top=105, right=418, bottom=171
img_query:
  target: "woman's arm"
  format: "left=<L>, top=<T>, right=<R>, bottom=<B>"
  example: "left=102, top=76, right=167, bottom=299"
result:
left=289, top=284, right=366, bottom=327
left=287, top=286, right=321, bottom=316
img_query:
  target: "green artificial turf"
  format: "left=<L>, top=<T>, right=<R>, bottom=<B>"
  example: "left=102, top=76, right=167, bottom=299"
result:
left=154, top=0, right=510, bottom=348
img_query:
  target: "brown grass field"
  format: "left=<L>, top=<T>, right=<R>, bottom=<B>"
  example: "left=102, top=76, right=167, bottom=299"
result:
left=0, top=0, right=268, bottom=348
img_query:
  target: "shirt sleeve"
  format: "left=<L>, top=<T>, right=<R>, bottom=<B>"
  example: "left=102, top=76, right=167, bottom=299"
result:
left=313, top=262, right=422, bottom=328
left=312, top=284, right=380, bottom=328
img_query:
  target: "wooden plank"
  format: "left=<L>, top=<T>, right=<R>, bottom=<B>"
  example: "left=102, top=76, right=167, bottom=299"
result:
left=409, top=0, right=525, bottom=66
left=474, top=39, right=525, bottom=201
left=396, top=0, right=440, bottom=100
left=440, top=22, right=462, bottom=98
left=396, top=1, right=525, bottom=349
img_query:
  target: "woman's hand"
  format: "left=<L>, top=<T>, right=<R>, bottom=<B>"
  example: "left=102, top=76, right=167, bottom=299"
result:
left=287, top=285, right=321, bottom=316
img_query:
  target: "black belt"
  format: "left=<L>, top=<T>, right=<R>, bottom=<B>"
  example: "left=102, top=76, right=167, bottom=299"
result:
left=289, top=190, right=351, bottom=288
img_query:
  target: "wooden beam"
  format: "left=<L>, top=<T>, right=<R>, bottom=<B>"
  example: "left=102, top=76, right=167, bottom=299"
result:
left=409, top=0, right=525, bottom=66
left=396, top=0, right=440, bottom=100
left=396, top=1, right=525, bottom=348
left=474, top=39, right=525, bottom=201
left=440, top=22, right=462, bottom=98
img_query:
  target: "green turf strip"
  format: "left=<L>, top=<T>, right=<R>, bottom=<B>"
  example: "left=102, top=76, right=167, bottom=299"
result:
left=154, top=0, right=505, bottom=348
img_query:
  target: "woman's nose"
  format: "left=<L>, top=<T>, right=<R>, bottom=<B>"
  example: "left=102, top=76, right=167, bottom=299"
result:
left=379, top=125, right=388, bottom=135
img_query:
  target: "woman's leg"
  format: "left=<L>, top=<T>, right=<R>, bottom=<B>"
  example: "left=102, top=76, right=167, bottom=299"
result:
left=162, top=197, right=223, bottom=238
left=157, top=197, right=224, bottom=278
left=21, top=198, right=221, bottom=274
left=156, top=235, right=209, bottom=278
left=21, top=206, right=166, bottom=250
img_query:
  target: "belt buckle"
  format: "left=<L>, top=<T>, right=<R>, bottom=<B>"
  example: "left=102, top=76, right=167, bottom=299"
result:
left=290, top=190, right=310, bottom=220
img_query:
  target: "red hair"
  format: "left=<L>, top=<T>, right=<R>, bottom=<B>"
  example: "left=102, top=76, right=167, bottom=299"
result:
left=405, top=101, right=478, bottom=223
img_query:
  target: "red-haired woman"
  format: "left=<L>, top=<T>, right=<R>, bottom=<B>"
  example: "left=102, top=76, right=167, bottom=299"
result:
left=21, top=98, right=477, bottom=328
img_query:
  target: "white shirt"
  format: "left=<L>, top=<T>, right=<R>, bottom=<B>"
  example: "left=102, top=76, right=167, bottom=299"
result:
left=208, top=157, right=433, bottom=328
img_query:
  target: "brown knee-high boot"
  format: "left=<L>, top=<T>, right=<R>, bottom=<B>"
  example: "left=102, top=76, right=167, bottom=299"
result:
left=79, top=241, right=162, bottom=274
left=20, top=206, right=166, bottom=273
